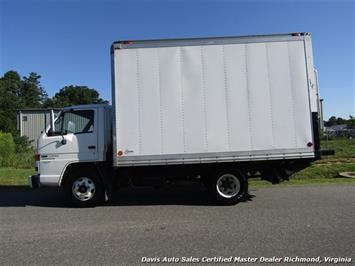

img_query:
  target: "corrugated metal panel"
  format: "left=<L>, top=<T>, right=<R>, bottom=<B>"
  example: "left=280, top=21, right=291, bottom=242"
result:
left=18, top=110, right=60, bottom=148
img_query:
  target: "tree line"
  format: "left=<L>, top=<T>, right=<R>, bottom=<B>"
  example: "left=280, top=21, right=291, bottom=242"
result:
left=324, top=116, right=354, bottom=129
left=0, top=70, right=107, bottom=135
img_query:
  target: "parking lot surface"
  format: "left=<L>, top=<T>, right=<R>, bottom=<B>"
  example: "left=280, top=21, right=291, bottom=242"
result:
left=0, top=184, right=354, bottom=265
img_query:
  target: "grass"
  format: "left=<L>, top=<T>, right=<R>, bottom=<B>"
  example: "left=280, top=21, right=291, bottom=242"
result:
left=292, top=162, right=355, bottom=179
left=248, top=138, right=355, bottom=187
left=0, top=168, right=34, bottom=186
left=249, top=177, right=355, bottom=188
left=320, top=138, right=355, bottom=161
left=248, top=138, right=355, bottom=188
left=0, top=138, right=354, bottom=187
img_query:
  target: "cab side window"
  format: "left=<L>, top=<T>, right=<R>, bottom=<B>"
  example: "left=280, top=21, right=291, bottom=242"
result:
left=63, top=110, right=94, bottom=134
left=52, top=110, right=94, bottom=135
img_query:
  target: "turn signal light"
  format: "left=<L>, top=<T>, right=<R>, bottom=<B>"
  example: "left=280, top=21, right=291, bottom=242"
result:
left=34, top=154, right=40, bottom=161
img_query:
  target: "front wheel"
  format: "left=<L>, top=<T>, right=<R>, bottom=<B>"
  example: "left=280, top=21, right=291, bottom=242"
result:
left=64, top=173, right=104, bottom=207
left=207, top=170, right=248, bottom=205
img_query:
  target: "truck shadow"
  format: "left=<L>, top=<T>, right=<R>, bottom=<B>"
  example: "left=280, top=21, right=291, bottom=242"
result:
left=0, top=185, right=255, bottom=208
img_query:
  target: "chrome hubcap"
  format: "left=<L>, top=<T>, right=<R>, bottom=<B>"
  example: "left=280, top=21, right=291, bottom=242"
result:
left=216, top=174, right=240, bottom=198
left=72, top=177, right=96, bottom=201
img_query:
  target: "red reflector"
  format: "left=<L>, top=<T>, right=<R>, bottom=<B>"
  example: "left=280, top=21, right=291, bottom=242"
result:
left=307, top=142, right=313, bottom=147
left=34, top=154, right=40, bottom=161
left=122, top=40, right=133, bottom=45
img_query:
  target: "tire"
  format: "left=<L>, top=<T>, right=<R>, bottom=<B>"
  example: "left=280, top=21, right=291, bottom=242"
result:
left=64, top=172, right=104, bottom=207
left=207, top=170, right=248, bottom=205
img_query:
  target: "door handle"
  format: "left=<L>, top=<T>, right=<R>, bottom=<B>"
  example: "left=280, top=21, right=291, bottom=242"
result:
left=88, top=145, right=96, bottom=149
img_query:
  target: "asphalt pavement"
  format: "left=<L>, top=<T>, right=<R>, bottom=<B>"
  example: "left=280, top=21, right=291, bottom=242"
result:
left=0, top=184, right=354, bottom=265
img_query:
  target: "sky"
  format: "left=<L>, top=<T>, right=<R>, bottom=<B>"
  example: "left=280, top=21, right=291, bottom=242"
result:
left=0, top=0, right=354, bottom=119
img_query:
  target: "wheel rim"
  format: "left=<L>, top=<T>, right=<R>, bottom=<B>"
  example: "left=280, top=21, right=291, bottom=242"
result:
left=72, top=177, right=96, bottom=201
left=216, top=174, right=241, bottom=198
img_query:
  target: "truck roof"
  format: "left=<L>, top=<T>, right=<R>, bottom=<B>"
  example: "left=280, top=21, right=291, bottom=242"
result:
left=112, top=32, right=309, bottom=50
left=63, top=103, right=109, bottom=110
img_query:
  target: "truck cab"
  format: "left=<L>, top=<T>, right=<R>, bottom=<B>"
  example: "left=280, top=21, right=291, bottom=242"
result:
left=29, top=104, right=112, bottom=205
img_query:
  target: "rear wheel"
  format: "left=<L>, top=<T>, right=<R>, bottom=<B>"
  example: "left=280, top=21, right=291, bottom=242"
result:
left=64, top=173, right=104, bottom=207
left=207, top=170, right=248, bottom=205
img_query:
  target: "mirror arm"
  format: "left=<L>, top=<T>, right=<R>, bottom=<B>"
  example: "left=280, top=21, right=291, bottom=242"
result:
left=61, top=134, right=67, bottom=145
left=50, top=109, right=55, bottom=134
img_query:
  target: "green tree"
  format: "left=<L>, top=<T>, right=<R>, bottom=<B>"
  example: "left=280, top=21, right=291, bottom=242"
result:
left=44, top=85, right=107, bottom=108
left=0, top=71, right=22, bottom=133
left=0, top=70, right=48, bottom=138
left=20, top=72, right=48, bottom=108
left=324, top=116, right=337, bottom=127
left=336, top=117, right=346, bottom=125
left=0, top=71, right=22, bottom=108
left=347, top=115, right=355, bottom=129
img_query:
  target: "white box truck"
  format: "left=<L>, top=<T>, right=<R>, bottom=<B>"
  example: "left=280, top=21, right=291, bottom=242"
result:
left=29, top=32, right=326, bottom=206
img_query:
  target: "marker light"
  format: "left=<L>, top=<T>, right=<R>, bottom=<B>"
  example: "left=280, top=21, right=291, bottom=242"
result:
left=122, top=41, right=133, bottom=45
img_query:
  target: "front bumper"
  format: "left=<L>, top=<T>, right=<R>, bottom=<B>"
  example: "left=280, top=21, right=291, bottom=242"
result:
left=28, top=174, right=40, bottom=188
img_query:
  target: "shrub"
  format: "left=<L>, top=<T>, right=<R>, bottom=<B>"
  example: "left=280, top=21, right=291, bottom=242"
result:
left=13, top=133, right=33, bottom=153
left=10, top=152, right=34, bottom=169
left=0, top=132, right=16, bottom=166
left=0, top=132, right=34, bottom=168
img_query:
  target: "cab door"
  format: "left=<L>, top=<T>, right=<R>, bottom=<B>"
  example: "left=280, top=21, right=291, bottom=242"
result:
left=38, top=108, right=98, bottom=185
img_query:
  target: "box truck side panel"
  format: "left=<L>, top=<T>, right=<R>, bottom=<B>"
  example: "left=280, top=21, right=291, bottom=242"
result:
left=303, top=35, right=319, bottom=113
left=223, top=44, right=252, bottom=151
left=159, top=48, right=185, bottom=154
left=202, top=45, right=230, bottom=152
left=113, top=49, right=140, bottom=157
left=288, top=41, right=314, bottom=147
left=112, top=37, right=314, bottom=166
left=246, top=43, right=275, bottom=150
left=266, top=42, right=297, bottom=148
left=138, top=48, right=162, bottom=155
left=181, top=46, right=207, bottom=153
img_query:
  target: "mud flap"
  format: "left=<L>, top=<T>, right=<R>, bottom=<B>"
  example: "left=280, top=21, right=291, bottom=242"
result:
left=95, top=164, right=113, bottom=202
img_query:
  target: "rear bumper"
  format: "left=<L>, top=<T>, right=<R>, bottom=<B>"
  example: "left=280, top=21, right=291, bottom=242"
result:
left=28, top=174, right=40, bottom=189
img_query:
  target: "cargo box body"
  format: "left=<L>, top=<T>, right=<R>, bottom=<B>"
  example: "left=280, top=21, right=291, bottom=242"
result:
left=111, top=33, right=319, bottom=167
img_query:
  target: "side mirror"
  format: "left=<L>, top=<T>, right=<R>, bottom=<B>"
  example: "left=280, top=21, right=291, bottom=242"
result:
left=47, top=128, right=53, bottom=136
